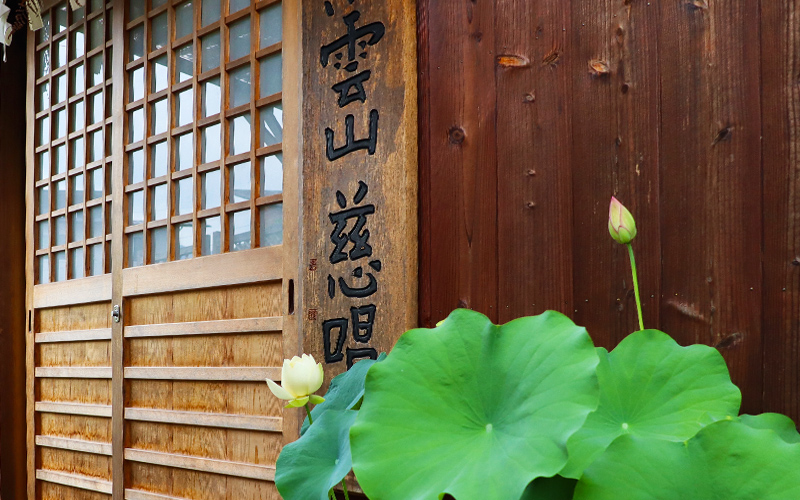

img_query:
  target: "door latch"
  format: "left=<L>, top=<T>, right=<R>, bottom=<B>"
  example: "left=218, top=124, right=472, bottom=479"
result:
left=112, top=305, right=121, bottom=323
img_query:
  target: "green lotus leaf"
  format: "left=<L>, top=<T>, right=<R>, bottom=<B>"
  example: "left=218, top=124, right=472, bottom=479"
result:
left=561, top=329, right=741, bottom=479
left=350, top=309, right=600, bottom=500
left=574, top=418, right=800, bottom=499
left=301, top=353, right=387, bottom=435
left=519, top=475, right=577, bottom=500
left=275, top=409, right=357, bottom=500
left=740, top=413, right=800, bottom=444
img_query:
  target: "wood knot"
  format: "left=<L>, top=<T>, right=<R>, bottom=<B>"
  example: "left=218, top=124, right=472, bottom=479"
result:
left=526, top=169, right=537, bottom=176
left=712, top=126, right=732, bottom=146
left=589, top=59, right=611, bottom=76
left=523, top=92, right=535, bottom=103
left=497, top=55, right=530, bottom=68
left=620, top=83, right=630, bottom=94
left=689, top=0, right=709, bottom=10
left=792, top=257, right=800, bottom=266
left=448, top=126, right=466, bottom=145
left=542, top=49, right=561, bottom=67
left=715, top=332, right=743, bottom=350
left=526, top=201, right=537, bottom=209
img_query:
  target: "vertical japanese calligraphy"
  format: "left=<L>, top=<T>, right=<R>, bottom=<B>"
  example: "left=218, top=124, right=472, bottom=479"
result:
left=301, top=0, right=417, bottom=382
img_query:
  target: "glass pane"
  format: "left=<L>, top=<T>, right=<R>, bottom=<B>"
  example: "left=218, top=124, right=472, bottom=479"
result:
left=259, top=53, right=281, bottom=97
left=38, top=47, right=50, bottom=78
left=38, top=116, right=50, bottom=146
left=90, top=0, right=103, bottom=13
left=54, top=108, right=67, bottom=139
left=54, top=4, right=68, bottom=33
left=89, top=205, right=103, bottom=238
left=54, top=251, right=67, bottom=282
left=89, top=54, right=104, bottom=86
left=260, top=4, right=282, bottom=48
left=229, top=65, right=251, bottom=108
left=229, top=17, right=251, bottom=61
left=202, top=77, right=221, bottom=117
left=90, top=92, right=104, bottom=125
left=128, top=232, right=144, bottom=267
left=175, top=1, right=194, bottom=39
left=175, top=177, right=194, bottom=215
left=128, top=190, right=144, bottom=225
left=54, top=180, right=67, bottom=209
left=88, top=167, right=103, bottom=198
left=54, top=38, right=67, bottom=69
left=71, top=27, right=85, bottom=59
left=201, top=31, right=220, bottom=72
left=71, top=210, right=84, bottom=242
left=129, top=1, right=145, bottom=20
left=38, top=255, right=50, bottom=284
left=175, top=222, right=193, bottom=260
left=129, top=24, right=144, bottom=61
left=151, top=227, right=168, bottom=263
left=71, top=174, right=85, bottom=203
left=55, top=73, right=67, bottom=103
left=129, top=149, right=145, bottom=184
left=201, top=169, right=221, bottom=209
left=176, top=89, right=194, bottom=127
left=54, top=145, right=67, bottom=175
left=259, top=103, right=283, bottom=147
left=89, top=130, right=104, bottom=161
left=54, top=216, right=67, bottom=246
left=38, top=152, right=51, bottom=181
left=230, top=113, right=251, bottom=155
left=71, top=64, right=85, bottom=96
left=260, top=203, right=283, bottom=247
left=201, top=123, right=221, bottom=164
left=201, top=0, right=220, bottom=27
left=88, top=244, right=103, bottom=276
left=176, top=44, right=194, bottom=82
left=229, top=209, right=251, bottom=251
left=151, top=13, right=168, bottom=50
left=230, top=161, right=251, bottom=202
left=38, top=12, right=51, bottom=44
left=151, top=141, right=169, bottom=177
left=152, top=55, right=168, bottom=92
left=230, top=0, right=249, bottom=13
left=71, top=138, right=85, bottom=170
left=260, top=153, right=283, bottom=195
left=38, top=221, right=50, bottom=250
left=201, top=216, right=221, bottom=255
left=152, top=99, right=168, bottom=135
left=175, top=133, right=194, bottom=171
left=129, top=66, right=145, bottom=102
left=71, top=248, right=85, bottom=279
left=129, top=107, right=144, bottom=143
left=90, top=15, right=105, bottom=50
left=70, top=100, right=85, bottom=132
left=73, top=6, right=85, bottom=22
left=151, top=184, right=168, bottom=220
left=38, top=82, right=50, bottom=112
left=37, top=185, right=50, bottom=215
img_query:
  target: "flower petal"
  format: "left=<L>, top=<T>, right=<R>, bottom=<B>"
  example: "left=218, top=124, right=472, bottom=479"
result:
left=285, top=396, right=310, bottom=408
left=266, top=378, right=294, bottom=400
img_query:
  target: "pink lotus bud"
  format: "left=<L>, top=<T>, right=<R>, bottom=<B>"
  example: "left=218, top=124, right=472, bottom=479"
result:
left=608, top=197, right=637, bottom=245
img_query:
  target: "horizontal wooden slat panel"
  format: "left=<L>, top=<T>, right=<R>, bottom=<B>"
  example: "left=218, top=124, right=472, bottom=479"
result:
left=40, top=481, right=112, bottom=500
left=35, top=402, right=113, bottom=418
left=39, top=413, right=112, bottom=442
left=125, top=490, right=187, bottom=500
left=122, top=246, right=283, bottom=296
left=36, top=435, right=113, bottom=456
left=126, top=381, right=282, bottom=417
left=126, top=463, right=281, bottom=500
left=36, top=470, right=113, bottom=494
left=38, top=341, right=112, bottom=367
left=124, top=449, right=276, bottom=481
left=37, top=302, right=112, bottom=332
left=38, top=379, right=112, bottom=405
left=36, top=329, right=113, bottom=343
left=35, top=367, right=112, bottom=379
left=40, top=447, right=113, bottom=481
left=124, top=367, right=281, bottom=381
left=125, top=408, right=282, bottom=432
left=124, top=317, right=282, bottom=338
left=33, top=275, right=113, bottom=308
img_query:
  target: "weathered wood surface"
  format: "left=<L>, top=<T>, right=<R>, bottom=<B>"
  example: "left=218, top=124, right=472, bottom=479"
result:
left=301, top=0, right=418, bottom=382
left=418, top=0, right=797, bottom=421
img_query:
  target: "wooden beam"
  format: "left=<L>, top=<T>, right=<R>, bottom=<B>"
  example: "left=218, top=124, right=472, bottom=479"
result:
left=123, top=317, right=281, bottom=338
left=34, top=402, right=113, bottom=418
left=124, top=367, right=280, bottom=381
left=34, top=367, right=112, bottom=379
left=124, top=408, right=282, bottom=432
left=35, top=469, right=113, bottom=495
left=124, top=449, right=276, bottom=481
left=32, top=275, right=113, bottom=308
left=35, top=435, right=112, bottom=456
left=35, top=329, right=113, bottom=343
left=125, top=490, right=188, bottom=500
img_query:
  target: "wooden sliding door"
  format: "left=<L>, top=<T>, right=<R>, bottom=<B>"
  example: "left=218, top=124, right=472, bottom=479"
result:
left=26, top=0, right=300, bottom=498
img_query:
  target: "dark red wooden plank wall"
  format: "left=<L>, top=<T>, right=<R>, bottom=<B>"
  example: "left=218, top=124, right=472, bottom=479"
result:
left=417, top=0, right=800, bottom=421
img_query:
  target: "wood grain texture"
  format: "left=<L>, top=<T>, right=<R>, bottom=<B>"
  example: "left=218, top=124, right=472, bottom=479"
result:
left=761, top=0, right=800, bottom=423
left=127, top=463, right=280, bottom=500
left=124, top=408, right=281, bottom=432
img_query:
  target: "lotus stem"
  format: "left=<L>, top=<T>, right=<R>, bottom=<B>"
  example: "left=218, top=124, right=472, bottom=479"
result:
left=627, top=243, right=644, bottom=331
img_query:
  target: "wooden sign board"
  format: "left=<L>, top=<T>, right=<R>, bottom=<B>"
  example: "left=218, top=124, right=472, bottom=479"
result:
left=301, top=0, right=418, bottom=382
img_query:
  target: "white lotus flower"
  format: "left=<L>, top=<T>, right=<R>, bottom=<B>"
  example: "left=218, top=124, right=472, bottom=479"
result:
left=267, top=354, right=325, bottom=408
